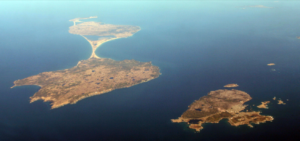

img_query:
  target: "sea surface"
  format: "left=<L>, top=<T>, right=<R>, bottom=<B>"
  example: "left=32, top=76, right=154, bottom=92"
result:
left=1, top=1, right=300, bottom=141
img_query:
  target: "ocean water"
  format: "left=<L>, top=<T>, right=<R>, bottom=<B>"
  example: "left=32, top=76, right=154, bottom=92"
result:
left=1, top=1, right=300, bottom=140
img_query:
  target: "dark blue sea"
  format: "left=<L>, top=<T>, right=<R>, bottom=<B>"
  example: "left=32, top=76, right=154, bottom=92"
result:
left=1, top=1, right=300, bottom=141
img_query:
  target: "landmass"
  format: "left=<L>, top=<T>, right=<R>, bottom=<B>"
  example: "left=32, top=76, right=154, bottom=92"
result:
left=278, top=99, right=286, bottom=105
left=257, top=101, right=270, bottom=109
left=248, top=5, right=272, bottom=8
left=69, top=16, right=98, bottom=26
left=297, top=36, right=300, bottom=39
left=171, top=89, right=273, bottom=132
left=12, top=58, right=160, bottom=109
left=69, top=20, right=140, bottom=58
left=241, top=5, right=273, bottom=9
left=224, top=83, right=238, bottom=88
left=11, top=17, right=160, bottom=109
left=267, top=63, right=275, bottom=66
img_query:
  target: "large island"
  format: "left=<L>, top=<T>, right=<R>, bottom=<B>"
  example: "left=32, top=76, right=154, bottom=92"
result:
left=11, top=17, right=160, bottom=109
left=171, top=89, right=273, bottom=132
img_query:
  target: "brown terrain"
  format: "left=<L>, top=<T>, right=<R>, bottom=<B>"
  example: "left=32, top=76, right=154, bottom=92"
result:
left=224, top=83, right=239, bottom=88
left=11, top=17, right=160, bottom=109
left=171, top=89, right=273, bottom=132
left=297, top=36, right=300, bottom=39
left=257, top=101, right=270, bottom=109
left=12, top=58, right=160, bottom=109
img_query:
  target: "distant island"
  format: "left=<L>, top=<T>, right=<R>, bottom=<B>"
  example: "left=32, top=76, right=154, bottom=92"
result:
left=297, top=36, right=300, bottom=39
left=278, top=99, right=286, bottom=105
left=247, top=5, right=272, bottom=8
left=257, top=97, right=288, bottom=109
left=11, top=17, right=160, bottom=109
left=257, top=101, right=270, bottom=109
left=171, top=89, right=273, bottom=132
left=241, top=5, right=272, bottom=9
left=267, top=63, right=275, bottom=66
left=224, top=83, right=238, bottom=88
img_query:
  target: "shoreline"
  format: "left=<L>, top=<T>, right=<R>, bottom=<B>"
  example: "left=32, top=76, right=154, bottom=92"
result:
left=11, top=73, right=161, bottom=109
left=28, top=76, right=159, bottom=109
left=11, top=84, right=42, bottom=89
left=80, top=26, right=141, bottom=59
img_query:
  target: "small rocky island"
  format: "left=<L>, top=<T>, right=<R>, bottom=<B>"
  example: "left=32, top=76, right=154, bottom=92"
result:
left=11, top=17, right=160, bottom=109
left=224, top=84, right=238, bottom=88
left=171, top=89, right=273, bottom=132
left=267, top=63, right=275, bottom=66
left=278, top=99, right=286, bottom=105
left=257, top=101, right=270, bottom=109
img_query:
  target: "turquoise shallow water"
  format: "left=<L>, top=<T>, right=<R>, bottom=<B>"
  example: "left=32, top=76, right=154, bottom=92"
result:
left=1, top=1, right=300, bottom=140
